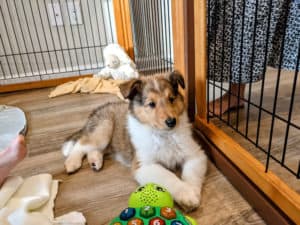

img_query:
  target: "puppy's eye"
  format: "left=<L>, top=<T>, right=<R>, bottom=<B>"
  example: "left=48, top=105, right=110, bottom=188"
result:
left=149, top=102, right=156, bottom=108
left=169, top=96, right=175, bottom=103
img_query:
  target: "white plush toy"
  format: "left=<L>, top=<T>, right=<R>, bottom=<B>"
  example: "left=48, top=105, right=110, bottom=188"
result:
left=95, top=44, right=139, bottom=80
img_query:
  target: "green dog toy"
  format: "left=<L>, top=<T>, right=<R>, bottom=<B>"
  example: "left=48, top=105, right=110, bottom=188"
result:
left=110, top=183, right=197, bottom=225
left=129, top=183, right=174, bottom=208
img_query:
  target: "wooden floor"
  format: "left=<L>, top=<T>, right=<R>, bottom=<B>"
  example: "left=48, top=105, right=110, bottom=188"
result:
left=0, top=88, right=265, bottom=225
left=211, top=68, right=300, bottom=194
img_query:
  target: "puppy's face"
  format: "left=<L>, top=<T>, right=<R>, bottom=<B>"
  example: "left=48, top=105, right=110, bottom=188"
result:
left=120, top=71, right=185, bottom=130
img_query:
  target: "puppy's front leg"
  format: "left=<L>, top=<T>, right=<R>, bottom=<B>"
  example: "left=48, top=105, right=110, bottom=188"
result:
left=135, top=163, right=200, bottom=212
left=181, top=150, right=207, bottom=201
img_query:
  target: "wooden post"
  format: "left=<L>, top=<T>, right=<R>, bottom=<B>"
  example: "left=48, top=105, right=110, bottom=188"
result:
left=113, top=0, right=135, bottom=60
left=172, top=0, right=195, bottom=121
left=194, top=0, right=207, bottom=119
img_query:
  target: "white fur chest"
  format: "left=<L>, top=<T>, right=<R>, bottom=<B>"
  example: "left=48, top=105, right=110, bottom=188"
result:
left=127, top=114, right=194, bottom=169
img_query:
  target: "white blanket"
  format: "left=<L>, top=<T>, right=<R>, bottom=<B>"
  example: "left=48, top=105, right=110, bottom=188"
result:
left=0, top=174, right=86, bottom=225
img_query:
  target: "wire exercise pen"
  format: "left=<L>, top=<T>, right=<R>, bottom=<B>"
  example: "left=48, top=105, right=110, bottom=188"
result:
left=194, top=0, right=300, bottom=223
left=0, top=0, right=116, bottom=85
left=0, top=0, right=299, bottom=224
left=206, top=0, right=300, bottom=182
left=0, top=0, right=173, bottom=85
left=129, top=0, right=173, bottom=74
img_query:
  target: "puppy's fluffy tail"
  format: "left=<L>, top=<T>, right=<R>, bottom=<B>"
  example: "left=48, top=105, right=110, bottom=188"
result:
left=62, top=130, right=82, bottom=157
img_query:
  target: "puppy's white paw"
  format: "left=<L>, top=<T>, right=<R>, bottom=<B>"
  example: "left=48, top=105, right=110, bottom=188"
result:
left=87, top=151, right=103, bottom=172
left=64, top=156, right=83, bottom=174
left=89, top=159, right=103, bottom=172
left=174, top=184, right=201, bottom=212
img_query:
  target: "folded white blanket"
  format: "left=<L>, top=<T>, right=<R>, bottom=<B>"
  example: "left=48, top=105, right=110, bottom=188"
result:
left=0, top=174, right=86, bottom=225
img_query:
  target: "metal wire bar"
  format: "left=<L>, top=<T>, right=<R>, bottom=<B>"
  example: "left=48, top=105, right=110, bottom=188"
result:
left=245, top=0, right=259, bottom=138
left=227, top=0, right=236, bottom=125
left=0, top=60, right=5, bottom=79
left=212, top=2, right=218, bottom=118
left=78, top=1, right=93, bottom=68
left=213, top=115, right=298, bottom=177
left=236, top=0, right=246, bottom=131
left=281, top=36, right=300, bottom=165
left=265, top=0, right=291, bottom=173
left=136, top=0, right=145, bottom=66
left=206, top=0, right=211, bottom=123
left=8, top=0, right=32, bottom=76
left=72, top=0, right=88, bottom=68
left=297, top=161, right=300, bottom=179
left=157, top=0, right=164, bottom=71
left=150, top=0, right=158, bottom=72
left=255, top=0, right=274, bottom=147
left=129, top=1, right=139, bottom=61
left=149, top=0, right=156, bottom=72
left=128, top=0, right=173, bottom=73
left=0, top=44, right=108, bottom=58
left=43, top=0, right=63, bottom=73
left=36, top=0, right=55, bottom=74
left=99, top=0, right=108, bottom=44
left=0, top=5, right=22, bottom=76
left=9, top=0, right=33, bottom=76
left=0, top=67, right=97, bottom=82
left=208, top=81, right=300, bottom=131
left=155, top=0, right=162, bottom=73
left=0, top=35, right=14, bottom=78
left=50, top=0, right=67, bottom=71
left=66, top=0, right=86, bottom=71
left=27, top=0, right=48, bottom=75
left=1, top=0, right=115, bottom=82
left=142, top=0, right=150, bottom=71
left=106, top=0, right=114, bottom=43
left=166, top=0, right=172, bottom=71
left=219, top=0, right=226, bottom=121
left=161, top=0, right=168, bottom=72
left=86, top=0, right=100, bottom=67
left=94, top=0, right=105, bottom=65
left=58, top=0, right=77, bottom=72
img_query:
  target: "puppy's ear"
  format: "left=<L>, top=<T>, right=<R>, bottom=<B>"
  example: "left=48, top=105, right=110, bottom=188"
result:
left=169, top=71, right=185, bottom=93
left=119, top=79, right=143, bottom=100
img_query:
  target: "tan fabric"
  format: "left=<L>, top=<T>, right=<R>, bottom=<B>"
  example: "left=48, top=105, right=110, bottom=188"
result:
left=49, top=78, right=126, bottom=100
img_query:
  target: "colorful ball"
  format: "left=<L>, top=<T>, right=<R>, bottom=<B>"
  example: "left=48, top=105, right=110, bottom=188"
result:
left=128, top=183, right=174, bottom=208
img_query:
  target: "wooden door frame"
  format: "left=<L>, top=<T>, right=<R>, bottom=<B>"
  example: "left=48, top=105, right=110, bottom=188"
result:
left=172, top=0, right=195, bottom=121
left=113, top=0, right=135, bottom=60
left=193, top=0, right=300, bottom=224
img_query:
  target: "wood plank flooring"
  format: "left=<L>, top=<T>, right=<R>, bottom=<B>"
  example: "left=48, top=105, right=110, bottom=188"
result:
left=0, top=88, right=264, bottom=225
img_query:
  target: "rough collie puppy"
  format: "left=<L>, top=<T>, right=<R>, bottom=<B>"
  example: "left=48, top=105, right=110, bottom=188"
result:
left=62, top=71, right=207, bottom=211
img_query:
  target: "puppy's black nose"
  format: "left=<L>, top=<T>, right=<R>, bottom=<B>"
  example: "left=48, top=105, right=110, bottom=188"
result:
left=165, top=117, right=176, bottom=128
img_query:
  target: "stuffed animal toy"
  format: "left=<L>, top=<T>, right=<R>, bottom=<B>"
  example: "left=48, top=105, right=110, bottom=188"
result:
left=95, top=44, right=139, bottom=80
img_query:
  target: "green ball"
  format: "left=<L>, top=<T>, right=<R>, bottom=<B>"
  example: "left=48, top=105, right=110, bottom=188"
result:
left=128, top=183, right=174, bottom=208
